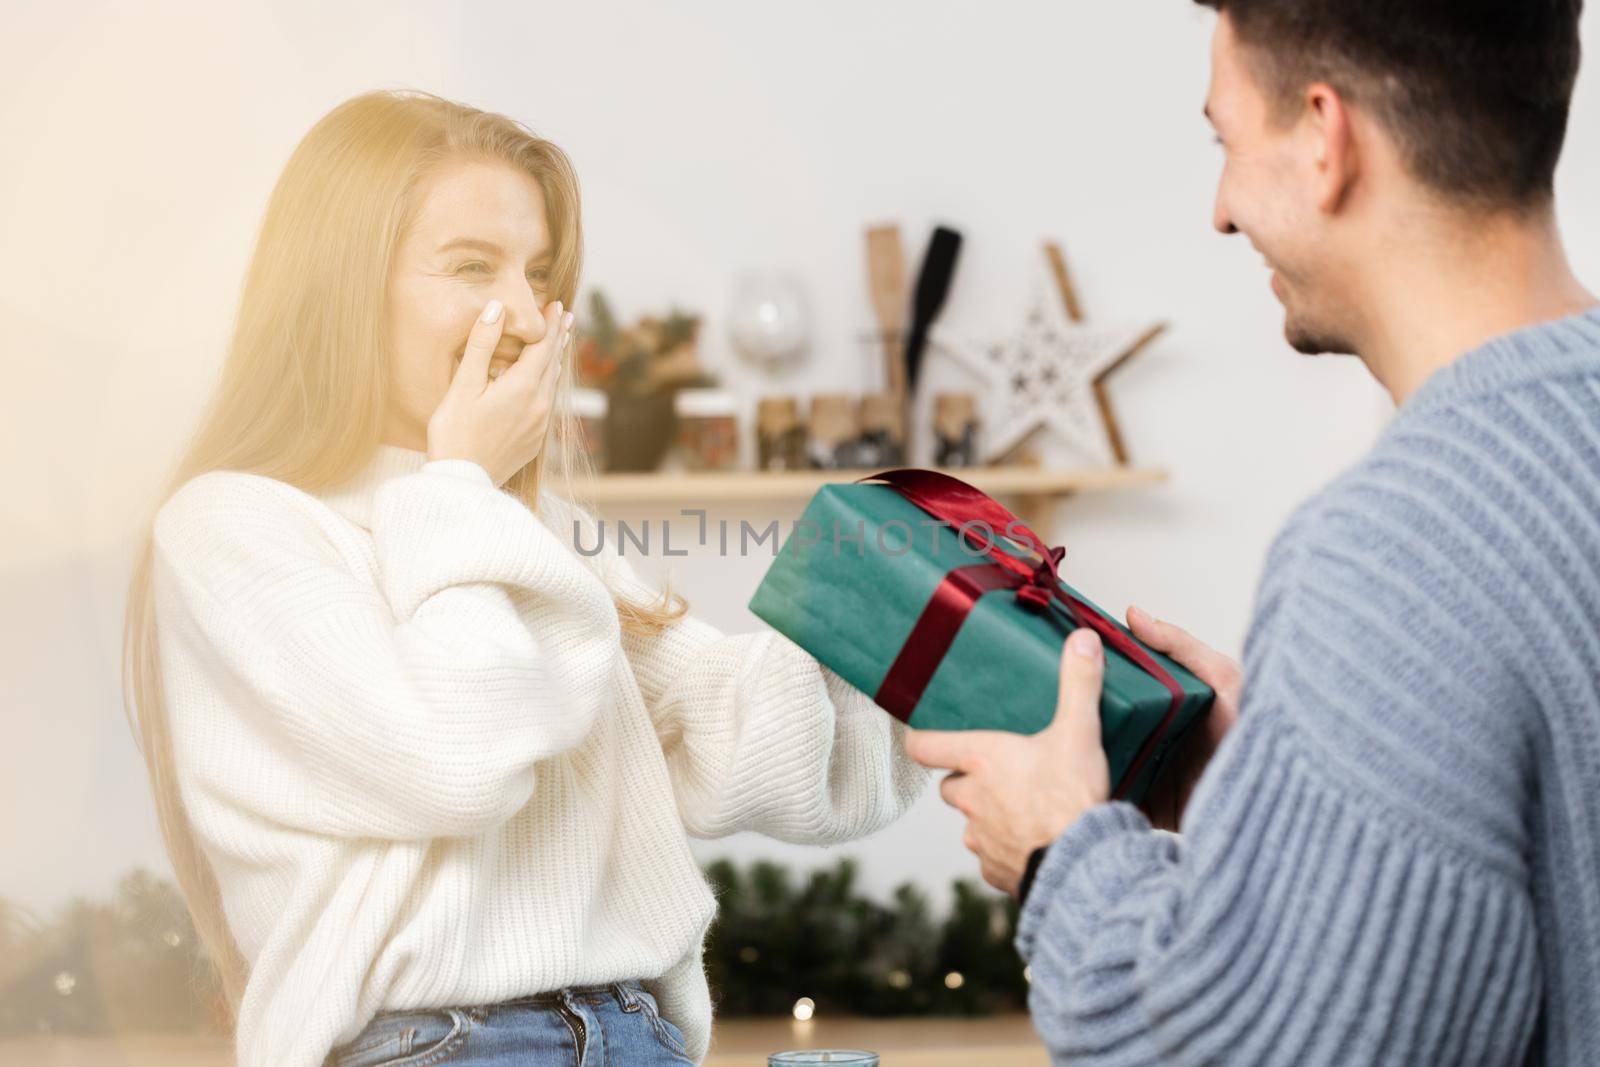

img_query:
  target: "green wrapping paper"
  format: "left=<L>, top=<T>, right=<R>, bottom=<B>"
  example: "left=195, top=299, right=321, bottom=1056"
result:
left=748, top=475, right=1214, bottom=805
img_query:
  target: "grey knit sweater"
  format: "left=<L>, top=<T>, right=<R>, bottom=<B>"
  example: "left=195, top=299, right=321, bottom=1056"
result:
left=1018, top=305, right=1600, bottom=1066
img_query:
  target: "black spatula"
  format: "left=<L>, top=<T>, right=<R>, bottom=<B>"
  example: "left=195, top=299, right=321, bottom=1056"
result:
left=903, top=226, right=963, bottom=393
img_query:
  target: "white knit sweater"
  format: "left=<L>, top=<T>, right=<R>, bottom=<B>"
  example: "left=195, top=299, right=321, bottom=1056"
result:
left=150, top=443, right=928, bottom=1066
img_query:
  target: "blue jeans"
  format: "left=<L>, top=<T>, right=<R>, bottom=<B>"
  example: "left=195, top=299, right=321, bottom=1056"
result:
left=323, top=981, right=694, bottom=1066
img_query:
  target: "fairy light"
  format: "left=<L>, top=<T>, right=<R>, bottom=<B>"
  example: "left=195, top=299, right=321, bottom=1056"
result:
left=943, top=971, right=965, bottom=990
left=792, top=996, right=816, bottom=1022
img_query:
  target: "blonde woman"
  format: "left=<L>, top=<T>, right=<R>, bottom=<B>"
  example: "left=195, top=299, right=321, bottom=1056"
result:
left=122, top=89, right=927, bottom=1067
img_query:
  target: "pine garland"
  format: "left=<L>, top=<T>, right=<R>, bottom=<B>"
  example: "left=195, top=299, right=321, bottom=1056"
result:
left=703, top=858, right=1028, bottom=1017
left=0, top=870, right=222, bottom=1036
left=0, top=861, right=1027, bottom=1036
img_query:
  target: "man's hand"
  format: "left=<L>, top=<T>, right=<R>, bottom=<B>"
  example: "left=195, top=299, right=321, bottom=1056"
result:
left=1126, top=605, right=1242, bottom=832
left=904, top=628, right=1111, bottom=896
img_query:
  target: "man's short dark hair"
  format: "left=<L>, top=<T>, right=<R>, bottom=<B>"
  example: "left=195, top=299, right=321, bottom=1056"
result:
left=1195, top=0, right=1584, bottom=209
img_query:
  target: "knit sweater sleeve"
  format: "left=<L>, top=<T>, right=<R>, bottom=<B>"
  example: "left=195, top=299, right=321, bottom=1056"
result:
left=1014, top=493, right=1542, bottom=1066
left=604, top=551, right=931, bottom=843
left=151, top=461, right=624, bottom=840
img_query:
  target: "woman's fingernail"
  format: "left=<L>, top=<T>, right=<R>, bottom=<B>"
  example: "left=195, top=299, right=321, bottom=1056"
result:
left=1069, top=629, right=1102, bottom=660
left=481, top=299, right=503, bottom=324
left=1129, top=605, right=1151, bottom=627
left=563, top=311, right=575, bottom=330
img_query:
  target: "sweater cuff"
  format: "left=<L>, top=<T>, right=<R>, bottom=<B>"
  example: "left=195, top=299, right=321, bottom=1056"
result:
left=1017, top=801, right=1153, bottom=958
left=422, top=458, right=495, bottom=487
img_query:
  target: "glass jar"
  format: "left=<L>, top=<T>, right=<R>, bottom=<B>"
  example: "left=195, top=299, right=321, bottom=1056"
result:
left=564, top=387, right=608, bottom=471
left=768, top=1052, right=878, bottom=1066
left=756, top=396, right=807, bottom=471
left=673, top=388, right=740, bottom=471
left=807, top=394, right=859, bottom=469
left=932, top=391, right=980, bottom=467
left=855, top=392, right=906, bottom=468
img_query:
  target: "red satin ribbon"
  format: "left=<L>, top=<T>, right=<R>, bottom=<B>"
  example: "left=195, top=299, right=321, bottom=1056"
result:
left=860, top=468, right=1186, bottom=800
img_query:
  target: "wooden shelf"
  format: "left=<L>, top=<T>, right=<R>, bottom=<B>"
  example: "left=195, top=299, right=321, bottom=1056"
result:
left=589, top=464, right=1168, bottom=504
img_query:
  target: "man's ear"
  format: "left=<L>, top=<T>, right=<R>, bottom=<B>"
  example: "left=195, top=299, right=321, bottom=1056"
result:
left=1303, top=82, right=1358, bottom=215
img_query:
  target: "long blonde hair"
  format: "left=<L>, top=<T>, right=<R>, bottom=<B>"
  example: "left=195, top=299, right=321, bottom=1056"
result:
left=121, top=88, right=686, bottom=1023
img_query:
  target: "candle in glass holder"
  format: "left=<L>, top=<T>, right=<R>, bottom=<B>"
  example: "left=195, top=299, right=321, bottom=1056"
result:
left=768, top=1053, right=878, bottom=1066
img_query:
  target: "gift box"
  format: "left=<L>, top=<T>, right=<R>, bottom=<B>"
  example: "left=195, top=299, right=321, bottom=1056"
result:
left=748, top=469, right=1214, bottom=805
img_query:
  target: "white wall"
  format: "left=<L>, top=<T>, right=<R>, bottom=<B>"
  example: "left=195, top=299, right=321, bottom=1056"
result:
left=4, top=0, right=1598, bottom=916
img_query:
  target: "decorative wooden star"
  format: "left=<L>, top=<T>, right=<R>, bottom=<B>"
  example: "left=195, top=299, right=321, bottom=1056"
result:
left=933, top=242, right=1165, bottom=466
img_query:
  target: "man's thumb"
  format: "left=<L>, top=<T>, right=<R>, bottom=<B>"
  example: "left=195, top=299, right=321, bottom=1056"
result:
left=1053, top=628, right=1104, bottom=743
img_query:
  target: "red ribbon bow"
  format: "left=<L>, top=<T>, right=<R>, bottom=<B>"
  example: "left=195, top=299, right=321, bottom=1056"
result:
left=1017, top=544, right=1068, bottom=611
left=858, top=468, right=1187, bottom=801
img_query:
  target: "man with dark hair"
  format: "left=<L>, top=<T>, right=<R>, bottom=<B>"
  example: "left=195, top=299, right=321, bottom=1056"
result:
left=905, top=2, right=1599, bottom=1063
